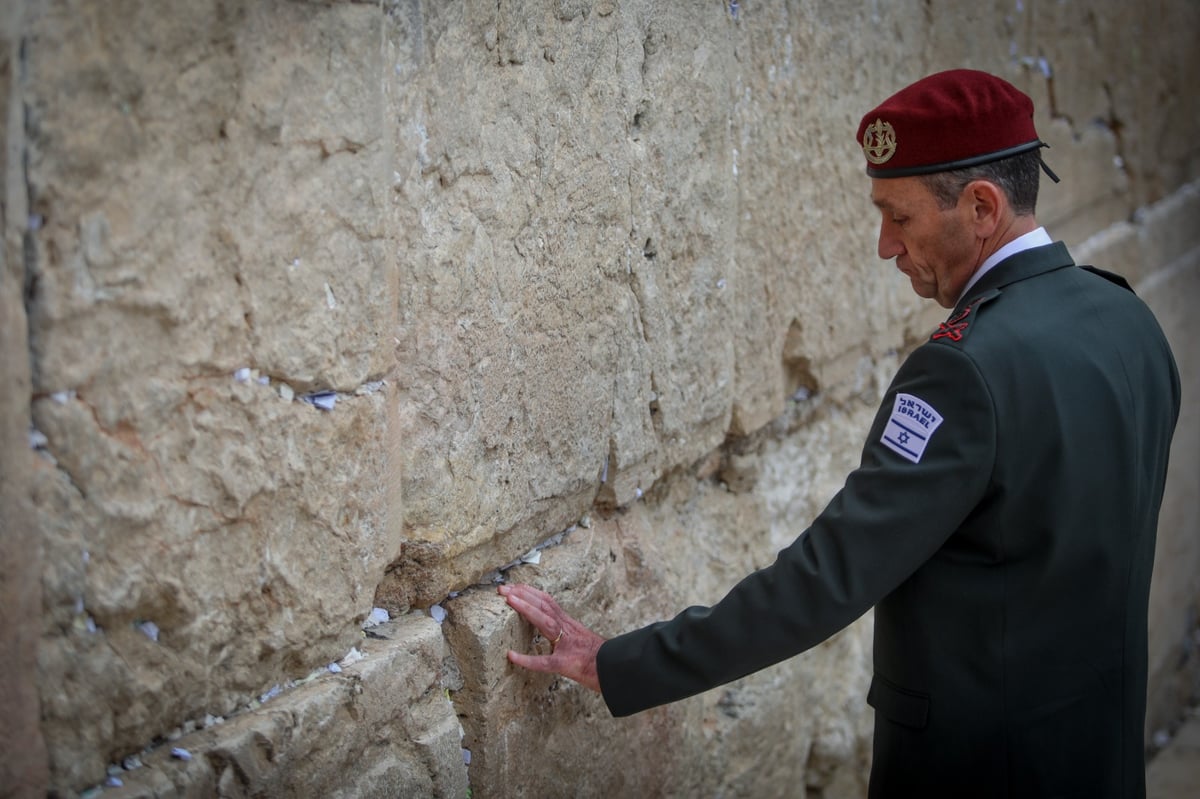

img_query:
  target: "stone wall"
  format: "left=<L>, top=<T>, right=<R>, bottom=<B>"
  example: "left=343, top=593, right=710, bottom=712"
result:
left=0, top=1, right=1197, bottom=797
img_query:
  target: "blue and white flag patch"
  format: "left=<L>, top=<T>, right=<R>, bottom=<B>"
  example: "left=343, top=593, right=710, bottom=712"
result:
left=881, top=392, right=944, bottom=464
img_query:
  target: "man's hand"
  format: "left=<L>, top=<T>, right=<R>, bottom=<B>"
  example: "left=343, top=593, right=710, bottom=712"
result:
left=498, top=583, right=605, bottom=693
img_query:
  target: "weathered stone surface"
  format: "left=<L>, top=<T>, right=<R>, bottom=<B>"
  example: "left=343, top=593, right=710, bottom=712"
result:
left=386, top=1, right=925, bottom=609
left=389, top=0, right=1200, bottom=608
left=1146, top=711, right=1200, bottom=799
left=441, top=471, right=875, bottom=797
left=1, top=0, right=1196, bottom=796
left=18, top=1, right=401, bottom=793
left=1133, top=198, right=1200, bottom=737
left=83, top=614, right=467, bottom=799
left=1, top=0, right=50, bottom=793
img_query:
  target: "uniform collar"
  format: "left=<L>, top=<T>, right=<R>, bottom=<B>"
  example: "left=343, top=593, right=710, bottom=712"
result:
left=954, top=239, right=1075, bottom=313
left=957, top=227, right=1053, bottom=304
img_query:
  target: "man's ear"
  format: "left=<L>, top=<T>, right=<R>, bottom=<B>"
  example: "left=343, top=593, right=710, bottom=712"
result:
left=963, top=179, right=1005, bottom=237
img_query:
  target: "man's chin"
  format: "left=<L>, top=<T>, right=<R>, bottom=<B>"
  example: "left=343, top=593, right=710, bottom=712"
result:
left=906, top=276, right=935, bottom=300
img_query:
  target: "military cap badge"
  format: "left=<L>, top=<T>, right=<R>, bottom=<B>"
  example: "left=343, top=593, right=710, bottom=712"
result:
left=861, top=118, right=897, bottom=165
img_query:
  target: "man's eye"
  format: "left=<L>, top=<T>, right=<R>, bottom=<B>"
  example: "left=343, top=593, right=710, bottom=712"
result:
left=892, top=216, right=907, bottom=225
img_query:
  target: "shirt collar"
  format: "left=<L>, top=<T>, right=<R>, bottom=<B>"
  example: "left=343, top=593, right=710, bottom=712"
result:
left=957, top=226, right=1052, bottom=303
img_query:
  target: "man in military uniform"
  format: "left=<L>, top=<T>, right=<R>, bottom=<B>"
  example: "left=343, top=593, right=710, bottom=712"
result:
left=500, top=69, right=1181, bottom=797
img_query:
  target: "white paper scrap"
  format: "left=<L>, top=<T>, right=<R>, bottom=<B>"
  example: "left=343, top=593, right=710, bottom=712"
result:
left=301, top=391, right=338, bottom=411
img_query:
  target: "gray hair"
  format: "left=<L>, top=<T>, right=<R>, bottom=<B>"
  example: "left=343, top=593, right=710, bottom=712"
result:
left=920, top=149, right=1041, bottom=215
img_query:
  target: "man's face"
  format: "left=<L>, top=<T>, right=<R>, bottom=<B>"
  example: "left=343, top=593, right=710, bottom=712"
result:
left=870, top=176, right=981, bottom=308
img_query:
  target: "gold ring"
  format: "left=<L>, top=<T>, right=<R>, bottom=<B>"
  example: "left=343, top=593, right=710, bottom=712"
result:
left=551, top=629, right=564, bottom=645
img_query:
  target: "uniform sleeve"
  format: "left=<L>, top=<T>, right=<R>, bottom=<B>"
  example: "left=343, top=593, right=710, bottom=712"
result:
left=597, top=341, right=997, bottom=717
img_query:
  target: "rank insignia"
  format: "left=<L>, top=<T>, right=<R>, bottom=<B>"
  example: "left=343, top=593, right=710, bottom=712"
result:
left=931, top=302, right=975, bottom=342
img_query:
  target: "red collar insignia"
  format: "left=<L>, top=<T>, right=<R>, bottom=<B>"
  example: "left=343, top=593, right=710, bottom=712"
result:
left=931, top=302, right=975, bottom=342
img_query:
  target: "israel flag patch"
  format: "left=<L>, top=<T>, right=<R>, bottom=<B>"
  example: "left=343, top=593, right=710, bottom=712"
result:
left=881, top=392, right=944, bottom=464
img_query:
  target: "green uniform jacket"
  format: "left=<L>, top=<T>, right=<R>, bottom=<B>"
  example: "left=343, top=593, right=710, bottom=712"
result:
left=596, top=242, right=1181, bottom=799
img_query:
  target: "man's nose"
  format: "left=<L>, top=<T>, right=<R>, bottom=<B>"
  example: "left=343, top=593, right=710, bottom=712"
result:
left=878, top=219, right=906, bottom=260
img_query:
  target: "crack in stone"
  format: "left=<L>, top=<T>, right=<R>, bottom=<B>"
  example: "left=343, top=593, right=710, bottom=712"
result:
left=18, top=37, right=41, bottom=395
left=1100, top=81, right=1131, bottom=182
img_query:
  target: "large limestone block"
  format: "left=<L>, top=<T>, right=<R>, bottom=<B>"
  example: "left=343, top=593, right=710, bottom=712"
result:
left=84, top=614, right=467, bottom=799
left=24, top=0, right=391, bottom=393
left=430, top=524, right=698, bottom=797
left=35, top=383, right=394, bottom=791
left=441, top=469, right=874, bottom=797
left=1136, top=183, right=1200, bottom=284
left=392, top=2, right=733, bottom=572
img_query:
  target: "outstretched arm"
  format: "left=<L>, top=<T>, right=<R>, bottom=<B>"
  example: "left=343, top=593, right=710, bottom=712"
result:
left=499, top=583, right=605, bottom=693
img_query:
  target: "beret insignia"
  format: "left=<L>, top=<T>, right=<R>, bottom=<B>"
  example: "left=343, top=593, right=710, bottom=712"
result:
left=862, top=118, right=897, bottom=165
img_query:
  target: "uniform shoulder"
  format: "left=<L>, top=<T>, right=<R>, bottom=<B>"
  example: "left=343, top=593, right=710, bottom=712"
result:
left=1078, top=264, right=1133, bottom=292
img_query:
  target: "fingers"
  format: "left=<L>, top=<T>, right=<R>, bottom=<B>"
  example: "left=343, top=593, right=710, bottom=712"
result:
left=500, top=583, right=560, bottom=618
left=499, top=583, right=565, bottom=640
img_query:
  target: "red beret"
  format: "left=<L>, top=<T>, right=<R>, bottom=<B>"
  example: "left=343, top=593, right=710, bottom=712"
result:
left=857, top=69, right=1044, bottom=178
